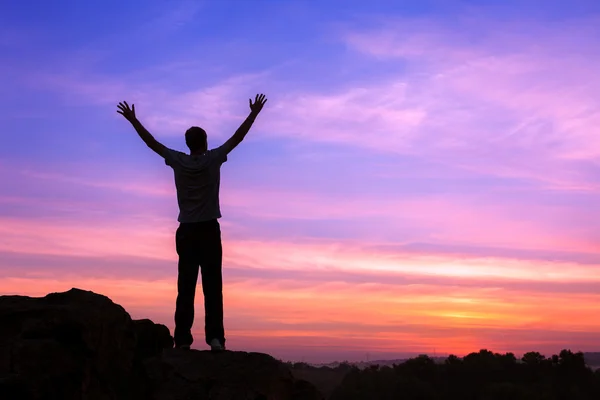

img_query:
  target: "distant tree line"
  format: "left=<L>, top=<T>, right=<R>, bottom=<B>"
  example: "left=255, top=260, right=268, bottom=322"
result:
left=327, top=349, right=600, bottom=400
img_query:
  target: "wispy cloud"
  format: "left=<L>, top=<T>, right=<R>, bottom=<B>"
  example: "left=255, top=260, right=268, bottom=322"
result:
left=26, top=12, right=600, bottom=190
left=3, top=211, right=599, bottom=287
left=2, top=273, right=598, bottom=361
left=3, top=159, right=599, bottom=258
left=261, top=15, right=600, bottom=192
left=338, top=15, right=600, bottom=159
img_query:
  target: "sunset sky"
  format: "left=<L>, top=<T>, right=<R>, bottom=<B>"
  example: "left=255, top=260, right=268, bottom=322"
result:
left=1, top=0, right=600, bottom=363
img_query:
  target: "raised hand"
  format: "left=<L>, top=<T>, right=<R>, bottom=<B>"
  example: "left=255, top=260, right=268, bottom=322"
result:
left=249, top=93, right=267, bottom=114
left=117, top=101, right=137, bottom=122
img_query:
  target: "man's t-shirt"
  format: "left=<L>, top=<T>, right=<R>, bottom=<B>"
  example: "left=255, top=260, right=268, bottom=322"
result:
left=161, top=146, right=228, bottom=223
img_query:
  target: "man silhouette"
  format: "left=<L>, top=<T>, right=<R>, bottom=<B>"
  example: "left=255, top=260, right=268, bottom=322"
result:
left=117, top=94, right=268, bottom=351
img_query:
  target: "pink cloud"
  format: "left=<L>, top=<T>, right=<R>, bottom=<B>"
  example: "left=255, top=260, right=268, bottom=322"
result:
left=241, top=16, right=600, bottom=193
left=3, top=161, right=600, bottom=257
left=337, top=16, right=600, bottom=161
left=2, top=211, right=599, bottom=286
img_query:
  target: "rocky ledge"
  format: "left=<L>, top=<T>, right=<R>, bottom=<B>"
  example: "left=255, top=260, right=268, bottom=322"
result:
left=0, top=288, right=322, bottom=400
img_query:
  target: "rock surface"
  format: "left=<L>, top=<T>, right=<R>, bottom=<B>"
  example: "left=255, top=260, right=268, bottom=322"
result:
left=144, top=349, right=319, bottom=400
left=0, top=288, right=322, bottom=400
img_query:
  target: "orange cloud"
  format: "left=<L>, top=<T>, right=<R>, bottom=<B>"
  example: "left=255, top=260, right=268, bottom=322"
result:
left=2, top=274, right=598, bottom=362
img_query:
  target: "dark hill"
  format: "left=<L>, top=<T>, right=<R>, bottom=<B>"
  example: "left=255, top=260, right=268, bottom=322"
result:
left=0, top=288, right=322, bottom=400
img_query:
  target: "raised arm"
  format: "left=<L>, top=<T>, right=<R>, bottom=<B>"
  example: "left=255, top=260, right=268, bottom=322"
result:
left=117, top=101, right=166, bottom=156
left=220, top=93, right=267, bottom=154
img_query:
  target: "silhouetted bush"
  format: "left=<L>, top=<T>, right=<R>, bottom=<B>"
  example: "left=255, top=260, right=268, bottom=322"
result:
left=330, top=349, right=600, bottom=400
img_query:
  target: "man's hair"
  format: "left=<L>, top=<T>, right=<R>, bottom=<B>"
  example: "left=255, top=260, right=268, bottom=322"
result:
left=185, top=126, right=207, bottom=152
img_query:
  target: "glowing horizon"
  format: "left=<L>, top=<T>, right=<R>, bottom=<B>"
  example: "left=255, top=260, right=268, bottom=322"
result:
left=1, top=0, right=599, bottom=363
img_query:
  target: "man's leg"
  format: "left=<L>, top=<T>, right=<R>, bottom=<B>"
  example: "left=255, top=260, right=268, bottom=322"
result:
left=199, top=219, right=225, bottom=348
left=173, top=224, right=201, bottom=347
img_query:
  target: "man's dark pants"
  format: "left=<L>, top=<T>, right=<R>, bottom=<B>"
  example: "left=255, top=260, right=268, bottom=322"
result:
left=173, top=219, right=225, bottom=348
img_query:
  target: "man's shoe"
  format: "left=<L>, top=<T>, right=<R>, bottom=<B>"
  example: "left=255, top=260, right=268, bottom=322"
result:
left=209, top=338, right=225, bottom=352
left=175, top=343, right=191, bottom=350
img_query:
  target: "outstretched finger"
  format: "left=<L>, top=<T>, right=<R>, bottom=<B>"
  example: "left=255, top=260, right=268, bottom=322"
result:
left=132, top=104, right=135, bottom=113
left=123, top=101, right=130, bottom=110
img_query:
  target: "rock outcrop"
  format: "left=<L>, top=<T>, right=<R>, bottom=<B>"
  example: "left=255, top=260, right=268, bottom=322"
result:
left=0, top=288, right=322, bottom=400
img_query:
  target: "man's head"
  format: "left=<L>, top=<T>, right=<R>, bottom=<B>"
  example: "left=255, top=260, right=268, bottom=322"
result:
left=185, top=126, right=207, bottom=153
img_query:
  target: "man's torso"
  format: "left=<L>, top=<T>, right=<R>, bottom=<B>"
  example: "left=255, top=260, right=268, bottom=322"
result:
left=163, top=147, right=228, bottom=223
